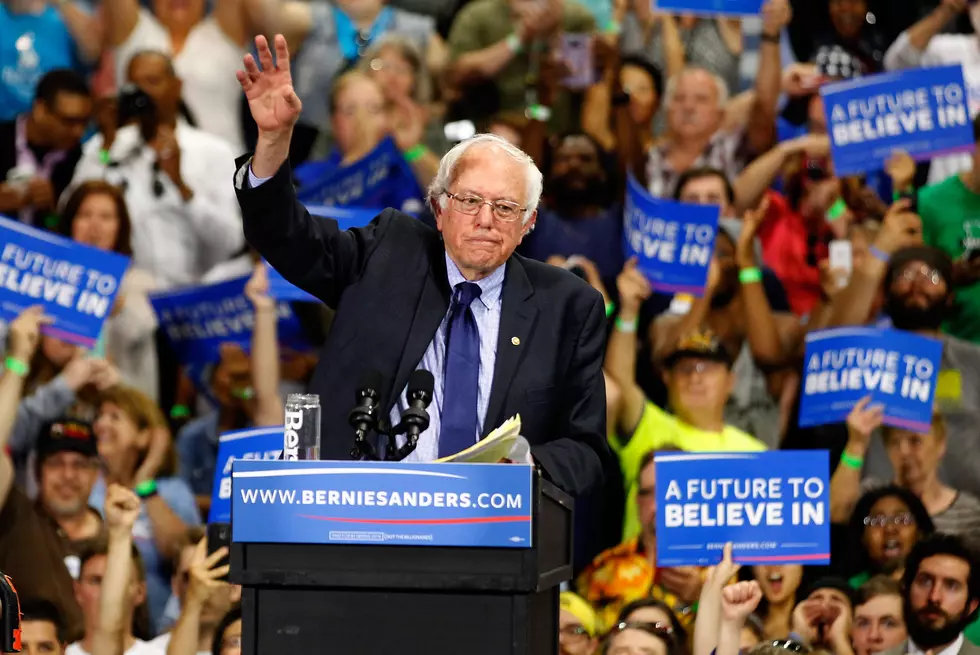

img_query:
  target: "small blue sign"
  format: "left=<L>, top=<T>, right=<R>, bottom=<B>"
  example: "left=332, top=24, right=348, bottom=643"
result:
left=232, top=460, right=534, bottom=548
left=210, top=426, right=284, bottom=524
left=655, top=451, right=830, bottom=566
left=654, top=0, right=763, bottom=16
left=0, top=215, right=130, bottom=347
left=263, top=262, right=319, bottom=304
left=307, top=204, right=385, bottom=231
left=624, top=174, right=720, bottom=295
left=822, top=65, right=975, bottom=176
left=799, top=327, right=942, bottom=431
left=149, top=275, right=308, bottom=366
left=295, top=137, right=424, bottom=215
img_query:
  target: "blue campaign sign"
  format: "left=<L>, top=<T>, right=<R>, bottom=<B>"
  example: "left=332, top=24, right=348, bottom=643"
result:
left=306, top=204, right=384, bottom=231
left=655, top=451, right=830, bottom=566
left=263, top=262, right=320, bottom=304
left=209, top=426, right=283, bottom=524
left=149, top=275, right=308, bottom=366
left=822, top=65, right=974, bottom=176
left=232, top=460, right=534, bottom=548
left=624, top=174, right=720, bottom=295
left=799, top=327, right=942, bottom=431
left=0, top=215, right=130, bottom=347
left=294, top=137, right=424, bottom=215
left=654, top=0, right=763, bottom=16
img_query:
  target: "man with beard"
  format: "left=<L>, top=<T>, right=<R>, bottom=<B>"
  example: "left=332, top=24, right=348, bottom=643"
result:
left=519, top=133, right=624, bottom=282
left=827, top=202, right=980, bottom=501
left=880, top=533, right=980, bottom=655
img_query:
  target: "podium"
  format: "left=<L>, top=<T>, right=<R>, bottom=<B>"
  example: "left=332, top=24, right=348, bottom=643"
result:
left=229, top=460, right=574, bottom=655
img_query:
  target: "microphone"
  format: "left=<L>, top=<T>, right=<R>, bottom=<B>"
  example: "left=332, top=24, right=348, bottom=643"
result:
left=348, top=370, right=384, bottom=460
left=388, top=369, right=434, bottom=461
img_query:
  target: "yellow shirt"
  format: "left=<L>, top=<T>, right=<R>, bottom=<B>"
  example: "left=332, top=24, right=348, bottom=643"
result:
left=611, top=401, right=766, bottom=541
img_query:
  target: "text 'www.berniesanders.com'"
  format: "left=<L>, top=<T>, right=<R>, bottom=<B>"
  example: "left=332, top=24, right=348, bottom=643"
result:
left=239, top=488, right=524, bottom=510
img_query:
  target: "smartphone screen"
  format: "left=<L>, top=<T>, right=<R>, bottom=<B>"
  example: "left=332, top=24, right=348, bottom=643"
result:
left=829, top=240, right=853, bottom=288
left=207, top=522, right=232, bottom=583
left=560, top=34, right=595, bottom=90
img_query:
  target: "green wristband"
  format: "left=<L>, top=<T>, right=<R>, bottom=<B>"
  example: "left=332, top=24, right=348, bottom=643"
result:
left=738, top=267, right=763, bottom=285
left=134, top=479, right=158, bottom=498
left=605, top=19, right=621, bottom=34
left=4, top=357, right=28, bottom=377
left=826, top=198, right=847, bottom=221
left=169, top=404, right=190, bottom=419
left=840, top=451, right=864, bottom=470
left=99, top=149, right=110, bottom=165
left=605, top=301, right=616, bottom=319
left=403, top=144, right=427, bottom=163
left=615, top=316, right=638, bottom=333
left=505, top=32, right=523, bottom=54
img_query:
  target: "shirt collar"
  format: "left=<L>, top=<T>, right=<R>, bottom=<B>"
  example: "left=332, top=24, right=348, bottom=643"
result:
left=444, top=252, right=505, bottom=311
left=909, top=633, right=964, bottom=655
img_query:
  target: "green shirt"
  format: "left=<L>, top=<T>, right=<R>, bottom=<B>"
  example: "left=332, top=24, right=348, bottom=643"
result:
left=447, top=0, right=595, bottom=134
left=918, top=175, right=980, bottom=343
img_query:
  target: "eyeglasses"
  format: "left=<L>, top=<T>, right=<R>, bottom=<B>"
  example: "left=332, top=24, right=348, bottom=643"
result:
left=672, top=360, right=725, bottom=376
left=863, top=512, right=914, bottom=527
left=370, top=58, right=414, bottom=76
left=221, top=635, right=242, bottom=651
left=445, top=192, right=526, bottom=222
left=897, top=264, right=942, bottom=287
left=560, top=625, right=591, bottom=641
left=607, top=621, right=674, bottom=639
left=770, top=639, right=811, bottom=654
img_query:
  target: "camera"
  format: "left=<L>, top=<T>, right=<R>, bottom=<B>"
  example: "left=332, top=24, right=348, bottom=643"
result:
left=117, top=84, right=159, bottom=141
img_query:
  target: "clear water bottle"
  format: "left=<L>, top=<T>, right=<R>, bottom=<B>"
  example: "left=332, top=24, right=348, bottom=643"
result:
left=283, top=393, right=321, bottom=461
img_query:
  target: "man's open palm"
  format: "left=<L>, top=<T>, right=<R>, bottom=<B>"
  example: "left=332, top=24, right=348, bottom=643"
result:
left=237, top=35, right=302, bottom=136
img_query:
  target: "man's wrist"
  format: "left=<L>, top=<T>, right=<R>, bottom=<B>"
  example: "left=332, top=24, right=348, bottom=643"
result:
left=107, top=526, right=132, bottom=542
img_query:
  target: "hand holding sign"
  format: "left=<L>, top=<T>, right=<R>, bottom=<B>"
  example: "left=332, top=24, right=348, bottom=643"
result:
left=7, top=305, right=50, bottom=361
left=660, top=567, right=704, bottom=605
left=845, top=396, right=884, bottom=449
left=720, top=581, right=762, bottom=623
left=885, top=150, right=916, bottom=191
left=704, top=542, right=740, bottom=589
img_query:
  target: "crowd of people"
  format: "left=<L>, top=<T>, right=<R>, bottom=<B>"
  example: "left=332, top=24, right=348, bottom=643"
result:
left=5, top=0, right=980, bottom=652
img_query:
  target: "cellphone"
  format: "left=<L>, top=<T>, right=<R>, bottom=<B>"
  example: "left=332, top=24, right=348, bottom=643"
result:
left=444, top=120, right=476, bottom=144
left=560, top=34, right=595, bottom=90
left=206, top=522, right=232, bottom=583
left=117, top=84, right=159, bottom=141
left=829, top=240, right=853, bottom=287
left=897, top=189, right=917, bottom=214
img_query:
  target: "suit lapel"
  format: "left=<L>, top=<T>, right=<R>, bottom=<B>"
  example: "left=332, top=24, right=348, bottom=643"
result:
left=387, top=238, right=451, bottom=414
left=483, top=257, right=537, bottom=437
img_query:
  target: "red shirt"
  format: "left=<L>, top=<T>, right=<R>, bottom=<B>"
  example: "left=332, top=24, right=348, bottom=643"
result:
left=756, top=190, right=830, bottom=316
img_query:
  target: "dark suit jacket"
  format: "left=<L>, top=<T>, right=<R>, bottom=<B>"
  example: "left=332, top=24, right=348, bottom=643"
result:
left=233, top=155, right=612, bottom=496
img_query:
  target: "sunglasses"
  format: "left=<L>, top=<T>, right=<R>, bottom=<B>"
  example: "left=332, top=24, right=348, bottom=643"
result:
left=770, top=639, right=811, bottom=654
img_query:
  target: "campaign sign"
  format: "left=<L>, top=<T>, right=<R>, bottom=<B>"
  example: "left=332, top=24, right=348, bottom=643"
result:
left=307, top=204, right=385, bottom=231
left=149, top=275, right=308, bottom=366
left=232, top=460, right=534, bottom=548
left=655, top=451, right=830, bottom=566
left=294, top=137, right=424, bottom=215
left=653, top=0, right=763, bottom=16
left=263, top=262, right=319, bottom=304
left=822, top=65, right=974, bottom=176
left=624, top=174, right=720, bottom=295
left=0, top=215, right=130, bottom=347
left=209, top=426, right=283, bottom=524
left=799, top=327, right=942, bottom=431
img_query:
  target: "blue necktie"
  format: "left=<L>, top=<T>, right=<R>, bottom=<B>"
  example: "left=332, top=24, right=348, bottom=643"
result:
left=439, top=282, right=482, bottom=458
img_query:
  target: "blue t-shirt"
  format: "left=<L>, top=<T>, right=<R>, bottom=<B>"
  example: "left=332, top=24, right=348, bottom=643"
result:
left=0, top=5, right=82, bottom=120
left=518, top=205, right=625, bottom=281
left=89, top=477, right=201, bottom=632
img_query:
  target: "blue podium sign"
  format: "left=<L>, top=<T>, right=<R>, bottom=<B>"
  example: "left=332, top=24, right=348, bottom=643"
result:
left=209, top=426, right=284, bottom=524
left=232, top=460, right=534, bottom=548
left=655, top=451, right=830, bottom=566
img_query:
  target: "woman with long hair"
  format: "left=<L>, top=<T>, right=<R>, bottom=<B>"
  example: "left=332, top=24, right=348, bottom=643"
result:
left=59, top=180, right=159, bottom=402
left=89, top=384, right=201, bottom=631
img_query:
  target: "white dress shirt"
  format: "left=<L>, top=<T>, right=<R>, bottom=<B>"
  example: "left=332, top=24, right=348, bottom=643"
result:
left=70, top=122, right=244, bottom=289
left=909, top=634, right=965, bottom=655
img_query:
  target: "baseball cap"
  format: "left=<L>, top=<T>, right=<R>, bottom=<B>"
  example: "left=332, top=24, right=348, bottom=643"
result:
left=36, top=419, right=98, bottom=462
left=663, top=330, right=732, bottom=369
left=560, top=592, right=597, bottom=637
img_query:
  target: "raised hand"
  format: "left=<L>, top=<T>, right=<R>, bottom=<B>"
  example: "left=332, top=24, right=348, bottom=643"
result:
left=885, top=150, right=916, bottom=191
left=705, top=542, right=741, bottom=589
left=237, top=35, right=303, bottom=143
left=873, top=199, right=923, bottom=256
left=660, top=566, right=704, bottom=605
left=721, top=580, right=763, bottom=623
left=616, top=258, right=653, bottom=315
left=7, top=305, right=49, bottom=361
left=186, top=538, right=231, bottom=607
left=736, top=196, right=770, bottom=269
left=791, top=599, right=822, bottom=644
left=104, top=484, right=141, bottom=535
left=846, top=396, right=884, bottom=447
left=245, top=262, right=275, bottom=312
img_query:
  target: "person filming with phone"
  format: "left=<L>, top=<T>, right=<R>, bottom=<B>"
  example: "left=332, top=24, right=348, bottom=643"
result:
left=68, top=50, right=243, bottom=291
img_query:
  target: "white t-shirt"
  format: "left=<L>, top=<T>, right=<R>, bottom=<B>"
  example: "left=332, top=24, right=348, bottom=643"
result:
left=884, top=32, right=980, bottom=185
left=145, top=631, right=209, bottom=655
left=66, top=640, right=158, bottom=655
left=113, top=9, right=245, bottom=154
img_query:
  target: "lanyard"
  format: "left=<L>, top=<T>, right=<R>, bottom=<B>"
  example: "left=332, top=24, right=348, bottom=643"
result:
left=15, top=114, right=67, bottom=181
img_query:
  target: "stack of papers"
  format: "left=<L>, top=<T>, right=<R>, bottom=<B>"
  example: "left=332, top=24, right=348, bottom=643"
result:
left=437, top=415, right=530, bottom=463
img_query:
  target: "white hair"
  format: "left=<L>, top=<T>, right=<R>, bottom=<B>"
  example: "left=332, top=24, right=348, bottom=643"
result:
left=664, top=67, right=729, bottom=110
left=426, top=133, right=543, bottom=225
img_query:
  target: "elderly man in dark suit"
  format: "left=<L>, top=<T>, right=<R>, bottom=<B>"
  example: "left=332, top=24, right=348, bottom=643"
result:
left=231, top=35, right=610, bottom=496
left=879, top=534, right=980, bottom=655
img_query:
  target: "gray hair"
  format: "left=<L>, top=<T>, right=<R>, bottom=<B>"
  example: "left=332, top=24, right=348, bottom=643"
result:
left=426, top=133, right=543, bottom=225
left=664, top=66, right=729, bottom=110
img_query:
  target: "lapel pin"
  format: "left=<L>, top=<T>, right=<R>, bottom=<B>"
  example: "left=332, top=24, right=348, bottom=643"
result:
left=511, top=337, right=521, bottom=346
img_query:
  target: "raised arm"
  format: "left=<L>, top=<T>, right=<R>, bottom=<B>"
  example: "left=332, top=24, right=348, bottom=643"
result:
left=90, top=485, right=141, bottom=655
left=830, top=398, right=882, bottom=523
left=244, top=263, right=284, bottom=427
left=744, top=0, right=791, bottom=154
left=884, top=0, right=965, bottom=70
left=235, top=35, right=388, bottom=307
left=604, top=259, right=652, bottom=441
left=102, top=0, right=141, bottom=48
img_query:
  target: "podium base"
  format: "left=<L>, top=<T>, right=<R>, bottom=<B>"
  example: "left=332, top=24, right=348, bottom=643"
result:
left=241, top=585, right=559, bottom=654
